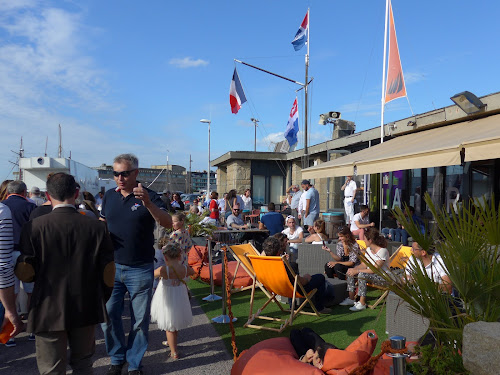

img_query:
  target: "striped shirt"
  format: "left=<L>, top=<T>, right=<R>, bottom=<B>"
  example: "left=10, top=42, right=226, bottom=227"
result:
left=0, top=203, right=15, bottom=289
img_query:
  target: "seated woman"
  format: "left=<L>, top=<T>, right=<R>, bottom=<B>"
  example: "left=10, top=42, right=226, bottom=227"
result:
left=323, top=226, right=361, bottom=280
left=304, top=219, right=328, bottom=244
left=290, top=327, right=337, bottom=369
left=341, top=227, right=391, bottom=311
left=282, top=215, right=304, bottom=263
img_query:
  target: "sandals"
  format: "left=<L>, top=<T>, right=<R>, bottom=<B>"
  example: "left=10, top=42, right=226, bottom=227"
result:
left=170, top=352, right=180, bottom=360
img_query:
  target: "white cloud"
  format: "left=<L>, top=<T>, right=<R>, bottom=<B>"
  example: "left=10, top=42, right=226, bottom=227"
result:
left=404, top=71, right=427, bottom=84
left=169, top=57, right=209, bottom=69
left=0, top=3, right=118, bottom=179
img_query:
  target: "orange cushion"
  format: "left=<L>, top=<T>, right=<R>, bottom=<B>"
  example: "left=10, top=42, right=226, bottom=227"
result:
left=231, top=337, right=324, bottom=375
left=322, top=330, right=378, bottom=375
left=199, top=261, right=253, bottom=288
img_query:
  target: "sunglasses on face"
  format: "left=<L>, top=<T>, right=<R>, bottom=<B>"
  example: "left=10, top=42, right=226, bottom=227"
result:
left=113, top=169, right=137, bottom=177
left=233, top=209, right=241, bottom=212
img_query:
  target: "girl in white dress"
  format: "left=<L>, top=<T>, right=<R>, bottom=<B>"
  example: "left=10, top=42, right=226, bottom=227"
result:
left=151, top=241, right=195, bottom=359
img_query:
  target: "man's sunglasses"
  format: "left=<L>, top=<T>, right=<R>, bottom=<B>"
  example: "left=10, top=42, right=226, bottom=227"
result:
left=233, top=209, right=241, bottom=212
left=113, top=169, right=137, bottom=177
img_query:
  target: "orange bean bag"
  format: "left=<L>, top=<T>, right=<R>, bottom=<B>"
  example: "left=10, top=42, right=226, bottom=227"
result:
left=188, top=245, right=253, bottom=289
left=231, top=331, right=379, bottom=375
left=231, top=337, right=324, bottom=375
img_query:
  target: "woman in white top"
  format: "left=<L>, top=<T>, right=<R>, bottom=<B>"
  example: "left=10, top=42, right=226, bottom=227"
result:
left=282, top=215, right=304, bottom=262
left=304, top=219, right=328, bottom=244
left=341, top=227, right=390, bottom=311
left=240, top=189, right=252, bottom=213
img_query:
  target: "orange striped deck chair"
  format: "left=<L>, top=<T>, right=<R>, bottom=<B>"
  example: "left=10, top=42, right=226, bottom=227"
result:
left=366, top=245, right=413, bottom=309
left=244, top=255, right=320, bottom=333
left=228, top=243, right=270, bottom=297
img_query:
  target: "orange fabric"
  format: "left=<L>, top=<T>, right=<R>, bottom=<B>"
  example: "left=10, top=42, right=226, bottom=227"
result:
left=199, top=261, right=253, bottom=288
left=231, top=337, right=323, bottom=375
left=389, top=245, right=412, bottom=269
left=322, top=330, right=378, bottom=374
left=384, top=0, right=407, bottom=104
left=247, top=255, right=307, bottom=298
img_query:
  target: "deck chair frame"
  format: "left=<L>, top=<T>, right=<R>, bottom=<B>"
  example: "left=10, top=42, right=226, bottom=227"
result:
left=365, top=245, right=413, bottom=309
left=227, top=243, right=271, bottom=297
left=244, top=255, right=320, bottom=333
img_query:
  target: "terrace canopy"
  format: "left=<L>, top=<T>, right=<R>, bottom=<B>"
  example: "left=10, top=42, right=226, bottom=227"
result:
left=301, top=114, right=500, bottom=179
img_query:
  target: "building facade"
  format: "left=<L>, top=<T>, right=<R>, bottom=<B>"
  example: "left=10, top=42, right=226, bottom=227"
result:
left=212, top=91, right=500, bottom=224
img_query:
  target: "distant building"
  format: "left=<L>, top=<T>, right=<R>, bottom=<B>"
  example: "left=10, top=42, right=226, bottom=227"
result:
left=189, top=170, right=216, bottom=193
left=94, top=164, right=187, bottom=193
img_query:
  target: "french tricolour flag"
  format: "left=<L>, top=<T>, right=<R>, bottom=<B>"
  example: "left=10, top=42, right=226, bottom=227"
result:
left=291, top=12, right=309, bottom=51
left=229, top=67, right=247, bottom=114
left=284, top=97, right=299, bottom=147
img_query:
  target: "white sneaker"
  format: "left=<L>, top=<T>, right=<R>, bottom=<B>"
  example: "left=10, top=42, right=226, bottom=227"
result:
left=339, top=297, right=356, bottom=306
left=349, top=302, right=367, bottom=311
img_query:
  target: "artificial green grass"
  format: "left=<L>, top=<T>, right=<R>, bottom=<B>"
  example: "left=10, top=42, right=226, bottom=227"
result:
left=188, top=279, right=388, bottom=357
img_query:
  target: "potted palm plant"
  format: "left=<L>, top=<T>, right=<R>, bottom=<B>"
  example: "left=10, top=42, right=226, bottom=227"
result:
left=360, top=193, right=500, bottom=374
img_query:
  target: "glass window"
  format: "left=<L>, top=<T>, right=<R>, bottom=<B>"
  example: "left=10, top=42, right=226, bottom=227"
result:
left=425, top=167, right=444, bottom=218
left=253, top=175, right=266, bottom=205
left=471, top=160, right=493, bottom=207
left=409, top=169, right=422, bottom=215
left=445, top=165, right=463, bottom=213
left=270, top=175, right=283, bottom=204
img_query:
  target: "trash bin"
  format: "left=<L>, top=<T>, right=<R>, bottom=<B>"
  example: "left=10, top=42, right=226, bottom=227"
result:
left=322, top=212, right=345, bottom=239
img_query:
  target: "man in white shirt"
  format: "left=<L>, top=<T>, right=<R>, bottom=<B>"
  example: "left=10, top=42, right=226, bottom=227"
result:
left=341, top=176, right=357, bottom=225
left=350, top=205, right=375, bottom=241
left=285, top=185, right=302, bottom=223
left=405, top=242, right=452, bottom=294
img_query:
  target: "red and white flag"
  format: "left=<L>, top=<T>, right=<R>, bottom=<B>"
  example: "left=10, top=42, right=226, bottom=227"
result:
left=384, top=0, right=406, bottom=104
left=229, top=67, right=247, bottom=114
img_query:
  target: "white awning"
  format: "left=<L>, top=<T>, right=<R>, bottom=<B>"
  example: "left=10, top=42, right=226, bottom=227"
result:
left=302, top=114, right=500, bottom=178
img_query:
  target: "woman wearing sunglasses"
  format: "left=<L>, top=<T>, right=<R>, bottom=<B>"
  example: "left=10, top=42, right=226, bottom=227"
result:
left=170, top=193, right=185, bottom=211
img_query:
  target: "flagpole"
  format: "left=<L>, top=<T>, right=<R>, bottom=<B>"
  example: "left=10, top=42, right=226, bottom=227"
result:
left=303, top=8, right=310, bottom=163
left=379, top=0, right=389, bottom=229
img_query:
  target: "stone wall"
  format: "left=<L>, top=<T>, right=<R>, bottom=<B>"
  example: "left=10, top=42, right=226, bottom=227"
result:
left=216, top=166, right=227, bottom=195
left=224, top=160, right=251, bottom=194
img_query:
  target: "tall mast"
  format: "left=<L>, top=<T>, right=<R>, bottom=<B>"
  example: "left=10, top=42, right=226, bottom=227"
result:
left=58, top=124, right=63, bottom=158
left=19, top=137, right=24, bottom=181
left=379, top=0, right=390, bottom=229
left=303, top=8, right=310, bottom=162
left=380, top=0, right=389, bottom=144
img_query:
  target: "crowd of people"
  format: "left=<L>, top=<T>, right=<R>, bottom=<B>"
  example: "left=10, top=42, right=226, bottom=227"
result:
left=0, top=160, right=454, bottom=374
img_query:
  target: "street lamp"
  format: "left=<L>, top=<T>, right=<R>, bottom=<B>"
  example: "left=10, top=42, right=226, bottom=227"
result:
left=200, top=119, right=211, bottom=196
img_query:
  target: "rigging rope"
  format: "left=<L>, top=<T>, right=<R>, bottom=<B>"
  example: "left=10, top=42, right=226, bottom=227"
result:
left=223, top=245, right=238, bottom=361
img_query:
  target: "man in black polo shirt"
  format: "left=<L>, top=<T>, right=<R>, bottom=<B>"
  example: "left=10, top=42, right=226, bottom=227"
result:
left=100, top=154, right=172, bottom=375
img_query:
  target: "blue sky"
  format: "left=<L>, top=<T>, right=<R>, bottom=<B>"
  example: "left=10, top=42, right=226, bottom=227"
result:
left=1, top=0, right=500, bottom=180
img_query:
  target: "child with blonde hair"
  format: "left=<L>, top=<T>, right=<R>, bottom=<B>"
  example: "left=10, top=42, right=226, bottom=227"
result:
left=151, top=241, right=194, bottom=359
left=169, top=212, right=193, bottom=266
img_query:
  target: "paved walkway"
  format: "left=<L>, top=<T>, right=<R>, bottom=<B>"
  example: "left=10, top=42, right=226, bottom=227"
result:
left=0, top=297, right=233, bottom=374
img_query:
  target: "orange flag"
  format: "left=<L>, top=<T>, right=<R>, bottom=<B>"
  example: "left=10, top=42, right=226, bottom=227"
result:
left=384, top=0, right=406, bottom=103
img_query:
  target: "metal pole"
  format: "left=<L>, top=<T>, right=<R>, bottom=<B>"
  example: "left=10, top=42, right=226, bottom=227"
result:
left=212, top=244, right=237, bottom=324
left=208, top=121, right=211, bottom=195
left=254, top=120, right=257, bottom=152
left=389, top=335, right=407, bottom=375
left=202, top=240, right=221, bottom=302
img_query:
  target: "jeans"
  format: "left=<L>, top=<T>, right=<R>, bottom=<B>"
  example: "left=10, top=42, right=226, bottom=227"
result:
left=389, top=228, right=409, bottom=245
left=304, top=274, right=326, bottom=311
left=101, top=262, right=154, bottom=371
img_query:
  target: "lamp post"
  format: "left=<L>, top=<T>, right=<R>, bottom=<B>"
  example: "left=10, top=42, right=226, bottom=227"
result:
left=250, top=118, right=259, bottom=152
left=200, top=119, right=211, bottom=196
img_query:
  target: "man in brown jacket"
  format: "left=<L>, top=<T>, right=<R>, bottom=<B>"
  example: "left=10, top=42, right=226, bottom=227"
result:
left=16, top=173, right=115, bottom=375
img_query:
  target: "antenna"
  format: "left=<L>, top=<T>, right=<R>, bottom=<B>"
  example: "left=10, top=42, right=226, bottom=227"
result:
left=58, top=124, right=63, bottom=158
left=45, top=136, right=48, bottom=157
